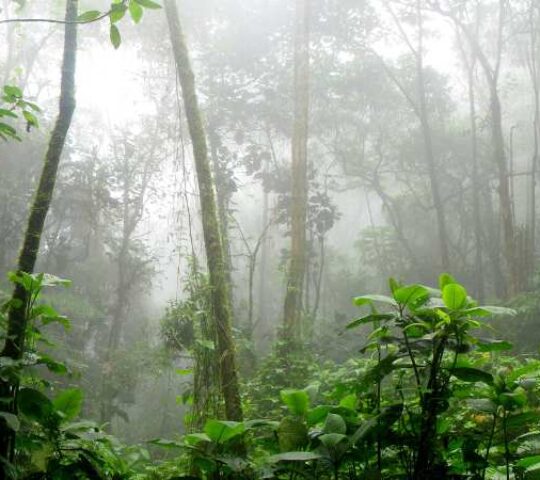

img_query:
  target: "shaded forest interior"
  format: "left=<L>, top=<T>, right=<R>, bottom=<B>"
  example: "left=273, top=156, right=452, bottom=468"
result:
left=2, top=0, right=540, bottom=479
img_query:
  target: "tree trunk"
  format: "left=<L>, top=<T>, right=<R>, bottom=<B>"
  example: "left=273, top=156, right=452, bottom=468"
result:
left=0, top=0, right=78, bottom=464
left=415, top=0, right=450, bottom=272
left=282, top=0, right=310, bottom=342
left=527, top=0, right=539, bottom=290
left=164, top=0, right=243, bottom=422
left=208, top=130, right=235, bottom=319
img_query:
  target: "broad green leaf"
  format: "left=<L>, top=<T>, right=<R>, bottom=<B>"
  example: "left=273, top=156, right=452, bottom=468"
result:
left=183, top=432, right=211, bottom=445
left=148, top=438, right=183, bottom=448
left=323, top=413, right=346, bottom=434
left=353, top=294, right=397, bottom=307
left=40, top=273, right=71, bottom=287
left=319, top=433, right=348, bottom=448
left=476, top=338, right=513, bottom=352
left=269, top=451, right=321, bottom=462
left=439, top=273, right=457, bottom=290
left=346, top=313, right=395, bottom=329
left=53, top=388, right=83, bottom=422
left=451, top=367, right=493, bottom=385
left=203, top=419, right=245, bottom=443
left=442, top=283, right=467, bottom=310
left=17, top=388, right=54, bottom=425
left=307, top=405, right=331, bottom=426
left=280, top=389, right=310, bottom=416
left=277, top=416, right=308, bottom=451
left=339, top=394, right=357, bottom=410
left=463, top=306, right=516, bottom=317
left=393, top=284, right=429, bottom=307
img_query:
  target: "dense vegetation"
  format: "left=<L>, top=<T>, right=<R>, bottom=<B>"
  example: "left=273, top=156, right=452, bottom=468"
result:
left=2, top=0, right=540, bottom=478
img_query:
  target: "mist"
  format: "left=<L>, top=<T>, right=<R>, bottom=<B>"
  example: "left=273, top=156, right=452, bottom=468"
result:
left=1, top=1, right=540, bottom=479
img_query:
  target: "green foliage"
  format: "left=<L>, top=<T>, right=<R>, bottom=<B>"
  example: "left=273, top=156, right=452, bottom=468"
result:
left=0, top=85, right=40, bottom=141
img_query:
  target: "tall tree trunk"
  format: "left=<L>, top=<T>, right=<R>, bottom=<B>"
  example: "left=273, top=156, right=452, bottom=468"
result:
left=527, top=0, right=539, bottom=290
left=282, top=0, right=310, bottom=342
left=208, top=130, right=235, bottom=318
left=100, top=154, right=131, bottom=424
left=164, top=0, right=243, bottom=422
left=415, top=0, right=450, bottom=271
left=0, top=0, right=78, bottom=464
left=457, top=30, right=485, bottom=301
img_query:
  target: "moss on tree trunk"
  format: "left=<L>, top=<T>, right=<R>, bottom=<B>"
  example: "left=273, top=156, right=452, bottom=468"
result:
left=0, top=0, right=78, bottom=465
left=164, top=0, right=243, bottom=422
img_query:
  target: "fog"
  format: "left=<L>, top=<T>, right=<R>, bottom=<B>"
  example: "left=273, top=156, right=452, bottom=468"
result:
left=1, top=1, right=540, bottom=478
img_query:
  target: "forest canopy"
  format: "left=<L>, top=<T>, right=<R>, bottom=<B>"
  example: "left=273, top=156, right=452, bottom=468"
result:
left=1, top=0, right=540, bottom=479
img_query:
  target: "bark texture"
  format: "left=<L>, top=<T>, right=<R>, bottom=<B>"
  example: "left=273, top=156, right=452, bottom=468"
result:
left=0, top=0, right=78, bottom=464
left=282, top=0, right=310, bottom=341
left=164, top=0, right=243, bottom=422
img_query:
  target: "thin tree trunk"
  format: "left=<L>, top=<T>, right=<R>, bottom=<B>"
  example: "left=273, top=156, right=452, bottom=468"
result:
left=164, top=0, right=243, bottom=422
left=457, top=30, right=485, bottom=302
left=415, top=0, right=450, bottom=271
left=282, top=0, right=310, bottom=342
left=527, top=0, right=539, bottom=289
left=0, top=0, right=78, bottom=464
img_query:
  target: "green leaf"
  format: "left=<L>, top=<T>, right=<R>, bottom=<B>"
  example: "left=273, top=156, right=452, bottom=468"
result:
left=319, top=433, right=348, bottom=449
left=0, top=108, right=17, bottom=118
left=17, top=388, right=54, bottom=425
left=476, top=338, right=513, bottom=352
left=466, top=398, right=497, bottom=414
left=128, top=0, right=143, bottom=23
left=110, top=24, right=121, bottom=49
left=463, top=305, right=516, bottom=317
left=269, top=451, right=322, bottom=463
left=3, top=85, right=22, bottom=98
left=135, top=0, right=161, bottom=8
left=393, top=284, right=429, bottom=307
left=77, top=10, right=101, bottom=22
left=451, top=367, right=493, bottom=385
left=280, top=389, right=310, bottom=416
left=323, top=413, right=346, bottom=434
left=307, top=405, right=331, bottom=426
left=346, top=313, right=395, bottom=329
left=53, top=388, right=83, bottom=422
left=277, top=416, right=308, bottom=451
left=23, top=110, right=39, bottom=128
left=110, top=3, right=127, bottom=23
left=353, top=294, right=397, bottom=307
left=439, top=273, right=457, bottom=290
left=339, top=394, right=357, bottom=410
left=442, top=283, right=467, bottom=310
left=203, top=419, right=245, bottom=444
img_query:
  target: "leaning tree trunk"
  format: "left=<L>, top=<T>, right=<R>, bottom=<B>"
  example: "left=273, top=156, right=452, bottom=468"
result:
left=282, top=0, right=310, bottom=342
left=0, top=0, right=78, bottom=464
left=164, top=0, right=243, bottom=422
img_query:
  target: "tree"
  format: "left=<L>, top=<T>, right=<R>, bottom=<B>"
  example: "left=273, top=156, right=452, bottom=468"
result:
left=429, top=0, right=517, bottom=296
left=164, top=0, right=243, bottom=422
left=0, top=0, right=78, bottom=464
left=282, top=0, right=311, bottom=342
